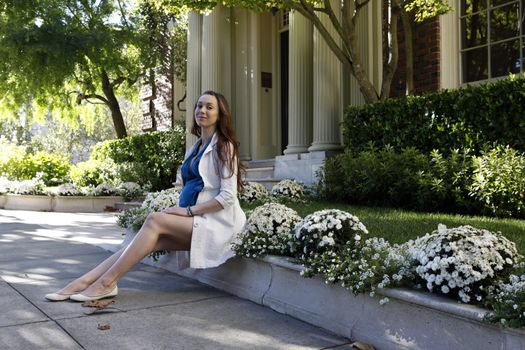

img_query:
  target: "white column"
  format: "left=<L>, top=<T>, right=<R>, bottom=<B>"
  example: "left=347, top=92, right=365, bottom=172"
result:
left=201, top=5, right=233, bottom=108
left=233, top=8, right=251, bottom=160
left=440, top=0, right=460, bottom=89
left=309, top=0, right=343, bottom=152
left=284, top=11, right=313, bottom=155
left=186, top=11, right=202, bottom=149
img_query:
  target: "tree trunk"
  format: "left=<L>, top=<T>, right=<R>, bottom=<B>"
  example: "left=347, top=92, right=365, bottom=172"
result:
left=400, top=8, right=415, bottom=95
left=101, top=69, right=128, bottom=138
left=294, top=1, right=379, bottom=103
left=380, top=1, right=400, bottom=99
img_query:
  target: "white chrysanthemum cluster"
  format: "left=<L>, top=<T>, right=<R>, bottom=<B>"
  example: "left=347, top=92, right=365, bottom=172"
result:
left=142, top=187, right=181, bottom=212
left=12, top=178, right=46, bottom=195
left=406, top=224, right=520, bottom=303
left=0, top=177, right=12, bottom=194
left=119, top=182, right=143, bottom=201
left=485, top=271, right=525, bottom=327
left=271, top=179, right=305, bottom=202
left=239, top=181, right=269, bottom=203
left=295, top=209, right=369, bottom=277
left=232, top=202, right=302, bottom=258
left=325, top=237, right=413, bottom=299
left=57, top=183, right=82, bottom=196
left=118, top=187, right=181, bottom=232
left=93, top=183, right=119, bottom=196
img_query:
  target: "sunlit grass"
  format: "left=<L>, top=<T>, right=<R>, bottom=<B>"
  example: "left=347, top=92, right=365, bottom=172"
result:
left=242, top=201, right=525, bottom=255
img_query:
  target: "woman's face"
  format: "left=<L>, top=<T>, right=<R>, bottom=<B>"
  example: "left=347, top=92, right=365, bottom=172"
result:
left=195, top=94, right=219, bottom=130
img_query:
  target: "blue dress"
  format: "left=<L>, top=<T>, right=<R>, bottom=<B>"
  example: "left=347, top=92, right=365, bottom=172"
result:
left=179, top=138, right=212, bottom=207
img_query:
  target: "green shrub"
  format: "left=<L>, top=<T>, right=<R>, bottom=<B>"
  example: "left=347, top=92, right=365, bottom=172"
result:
left=21, top=152, right=70, bottom=185
left=416, top=148, right=480, bottom=214
left=318, top=145, right=432, bottom=208
left=318, top=145, right=525, bottom=218
left=0, top=139, right=70, bottom=185
left=470, top=147, right=525, bottom=218
left=69, top=158, right=118, bottom=188
left=90, top=123, right=185, bottom=191
left=343, top=76, right=525, bottom=154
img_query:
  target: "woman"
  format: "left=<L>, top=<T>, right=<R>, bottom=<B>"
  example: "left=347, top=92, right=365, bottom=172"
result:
left=45, top=91, right=246, bottom=302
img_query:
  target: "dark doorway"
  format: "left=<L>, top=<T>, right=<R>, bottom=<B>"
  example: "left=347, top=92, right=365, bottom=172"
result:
left=280, top=30, right=289, bottom=154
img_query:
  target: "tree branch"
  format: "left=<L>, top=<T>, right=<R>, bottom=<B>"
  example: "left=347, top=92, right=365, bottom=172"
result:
left=110, top=76, right=126, bottom=89
left=380, top=0, right=400, bottom=99
left=288, top=0, right=353, bottom=68
left=117, top=0, right=132, bottom=29
left=355, top=0, right=371, bottom=13
left=76, top=93, right=109, bottom=105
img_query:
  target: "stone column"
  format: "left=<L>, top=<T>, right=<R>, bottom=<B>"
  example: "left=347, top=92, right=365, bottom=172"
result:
left=233, top=8, right=251, bottom=160
left=284, top=11, right=313, bottom=155
left=185, top=11, right=202, bottom=149
left=201, top=5, right=233, bottom=109
left=308, top=0, right=343, bottom=152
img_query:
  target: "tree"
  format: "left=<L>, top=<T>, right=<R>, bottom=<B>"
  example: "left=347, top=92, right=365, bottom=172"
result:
left=149, top=0, right=450, bottom=102
left=0, top=0, right=184, bottom=138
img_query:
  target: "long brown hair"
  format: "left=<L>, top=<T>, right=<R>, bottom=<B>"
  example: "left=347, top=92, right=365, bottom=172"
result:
left=191, top=90, right=245, bottom=192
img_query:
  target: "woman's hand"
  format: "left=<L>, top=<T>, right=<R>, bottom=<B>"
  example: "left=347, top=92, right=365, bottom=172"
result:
left=162, top=207, right=188, bottom=216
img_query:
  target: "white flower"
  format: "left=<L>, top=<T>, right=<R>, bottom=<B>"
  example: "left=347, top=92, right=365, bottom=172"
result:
left=379, top=297, right=390, bottom=305
left=233, top=202, right=301, bottom=258
left=57, top=183, right=82, bottom=196
left=270, top=179, right=305, bottom=202
left=239, top=182, right=269, bottom=203
left=405, top=225, right=519, bottom=303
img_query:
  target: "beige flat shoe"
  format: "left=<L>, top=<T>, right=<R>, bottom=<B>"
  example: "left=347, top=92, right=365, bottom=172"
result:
left=70, top=286, right=118, bottom=302
left=44, top=292, right=74, bottom=301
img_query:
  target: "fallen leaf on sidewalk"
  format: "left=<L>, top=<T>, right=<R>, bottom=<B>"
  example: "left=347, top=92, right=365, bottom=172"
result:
left=351, top=342, right=376, bottom=350
left=97, top=323, right=111, bottom=331
left=82, top=299, right=115, bottom=308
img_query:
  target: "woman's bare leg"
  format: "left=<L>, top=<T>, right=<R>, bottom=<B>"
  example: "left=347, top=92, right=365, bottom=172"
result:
left=55, top=247, right=126, bottom=295
left=76, top=212, right=193, bottom=297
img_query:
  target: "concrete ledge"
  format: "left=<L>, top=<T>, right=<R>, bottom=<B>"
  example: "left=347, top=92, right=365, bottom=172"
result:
left=4, top=194, right=53, bottom=211
left=3, top=194, right=124, bottom=212
left=0, top=195, right=6, bottom=209
left=115, top=233, right=525, bottom=350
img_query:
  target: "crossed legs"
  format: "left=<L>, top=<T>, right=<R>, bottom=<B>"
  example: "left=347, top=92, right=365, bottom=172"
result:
left=54, top=212, right=193, bottom=298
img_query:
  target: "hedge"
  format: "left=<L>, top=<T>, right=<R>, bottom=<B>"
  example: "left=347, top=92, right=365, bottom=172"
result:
left=342, top=76, right=525, bottom=154
left=317, top=146, right=525, bottom=219
left=0, top=141, right=70, bottom=186
left=90, top=124, right=185, bottom=191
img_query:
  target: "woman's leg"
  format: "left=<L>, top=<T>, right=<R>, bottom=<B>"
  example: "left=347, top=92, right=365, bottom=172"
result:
left=76, top=212, right=193, bottom=297
left=55, top=247, right=126, bottom=295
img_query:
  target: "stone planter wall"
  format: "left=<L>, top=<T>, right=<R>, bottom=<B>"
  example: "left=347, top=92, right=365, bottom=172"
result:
left=2, top=195, right=124, bottom=212
left=117, top=232, right=525, bottom=350
left=4, top=194, right=53, bottom=211
left=0, top=195, right=6, bottom=208
left=52, top=196, right=124, bottom=212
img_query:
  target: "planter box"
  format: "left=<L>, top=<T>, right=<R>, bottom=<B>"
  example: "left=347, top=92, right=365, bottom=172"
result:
left=52, top=196, right=124, bottom=212
left=4, top=194, right=52, bottom=211
left=0, top=195, right=6, bottom=208
left=116, top=233, right=525, bottom=350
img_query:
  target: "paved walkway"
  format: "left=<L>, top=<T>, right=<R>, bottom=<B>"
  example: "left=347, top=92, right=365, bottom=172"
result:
left=0, top=209, right=352, bottom=350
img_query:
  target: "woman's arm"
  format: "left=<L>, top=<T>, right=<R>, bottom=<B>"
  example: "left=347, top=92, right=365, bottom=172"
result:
left=162, top=198, right=223, bottom=217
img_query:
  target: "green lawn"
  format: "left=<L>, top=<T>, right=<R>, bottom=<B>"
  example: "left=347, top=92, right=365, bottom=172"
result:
left=242, top=201, right=525, bottom=255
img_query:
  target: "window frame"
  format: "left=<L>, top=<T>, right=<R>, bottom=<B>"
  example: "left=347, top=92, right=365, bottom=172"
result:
left=459, top=0, right=524, bottom=84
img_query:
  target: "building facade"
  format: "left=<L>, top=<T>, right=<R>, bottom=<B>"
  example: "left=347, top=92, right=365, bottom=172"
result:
left=162, top=0, right=524, bottom=184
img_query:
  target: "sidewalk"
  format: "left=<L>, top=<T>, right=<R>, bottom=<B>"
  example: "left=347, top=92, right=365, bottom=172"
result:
left=0, top=209, right=352, bottom=350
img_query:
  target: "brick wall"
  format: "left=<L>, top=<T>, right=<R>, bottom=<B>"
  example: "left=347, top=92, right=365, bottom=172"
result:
left=384, top=3, right=441, bottom=98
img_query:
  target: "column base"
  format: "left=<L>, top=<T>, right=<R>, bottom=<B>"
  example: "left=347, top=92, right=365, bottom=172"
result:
left=274, top=150, right=341, bottom=185
left=307, top=143, right=344, bottom=152
left=283, top=144, right=310, bottom=155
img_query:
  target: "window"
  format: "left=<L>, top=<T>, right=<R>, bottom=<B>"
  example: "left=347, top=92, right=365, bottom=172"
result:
left=460, top=0, right=524, bottom=83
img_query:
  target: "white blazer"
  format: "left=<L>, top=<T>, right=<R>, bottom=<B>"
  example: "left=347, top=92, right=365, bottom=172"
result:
left=178, top=132, right=246, bottom=269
